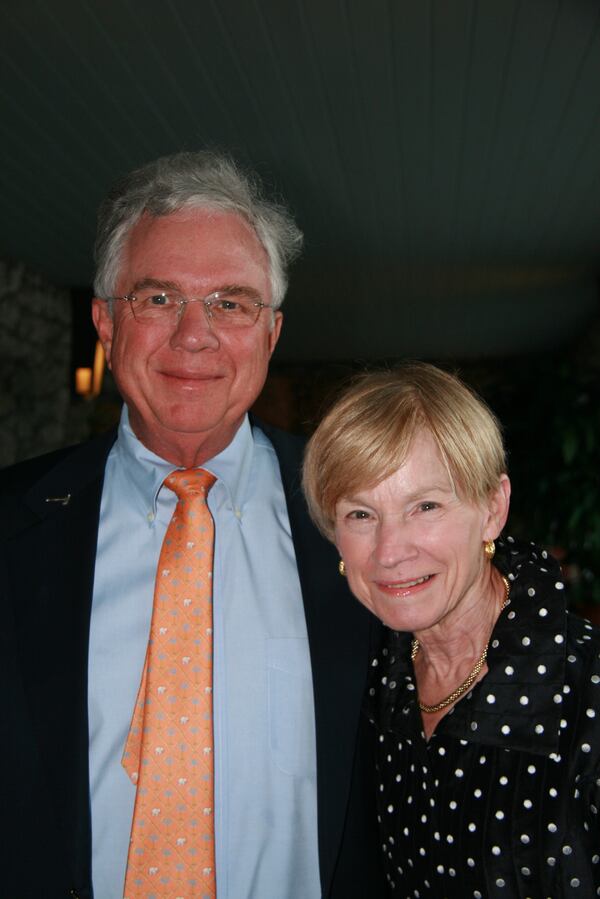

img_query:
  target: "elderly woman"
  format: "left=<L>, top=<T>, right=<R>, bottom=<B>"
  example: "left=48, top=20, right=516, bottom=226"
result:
left=303, top=362, right=600, bottom=897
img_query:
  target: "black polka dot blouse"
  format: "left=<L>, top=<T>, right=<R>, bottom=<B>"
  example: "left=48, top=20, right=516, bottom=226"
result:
left=365, top=537, right=600, bottom=898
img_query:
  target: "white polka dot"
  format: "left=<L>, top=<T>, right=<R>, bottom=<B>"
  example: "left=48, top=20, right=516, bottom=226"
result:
left=555, top=581, right=564, bottom=590
left=553, top=694, right=563, bottom=704
left=538, top=607, right=548, bottom=617
left=519, top=695, right=529, bottom=705
left=563, top=845, right=573, bottom=855
left=549, top=788, right=558, bottom=797
left=587, top=709, right=596, bottom=718
left=522, top=636, right=531, bottom=646
left=387, top=804, right=394, bottom=813
left=555, top=634, right=564, bottom=644
left=474, top=788, right=482, bottom=798
left=492, top=846, right=501, bottom=856
left=537, top=664, right=547, bottom=674
left=495, top=810, right=504, bottom=820
left=499, top=776, right=508, bottom=785
left=438, top=746, right=446, bottom=756
left=547, top=856, right=556, bottom=866
left=592, top=675, right=600, bottom=684
left=520, top=833, right=530, bottom=844
left=455, top=768, right=464, bottom=778
left=505, top=665, right=514, bottom=675
left=535, top=724, right=544, bottom=734
left=582, top=743, right=592, bottom=753
left=449, top=800, right=457, bottom=810
left=527, top=765, right=536, bottom=774
left=446, top=835, right=454, bottom=844
left=527, top=587, right=536, bottom=597
left=523, top=799, right=532, bottom=808
left=486, top=693, right=496, bottom=704
left=496, top=878, right=505, bottom=887
left=521, top=866, right=531, bottom=876
left=548, top=823, right=557, bottom=833
left=501, top=725, right=511, bottom=735
left=468, top=823, right=477, bottom=832
left=467, top=858, right=475, bottom=867
left=571, top=878, right=581, bottom=888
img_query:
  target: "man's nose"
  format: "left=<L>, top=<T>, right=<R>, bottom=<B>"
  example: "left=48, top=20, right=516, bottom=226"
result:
left=169, top=300, right=220, bottom=351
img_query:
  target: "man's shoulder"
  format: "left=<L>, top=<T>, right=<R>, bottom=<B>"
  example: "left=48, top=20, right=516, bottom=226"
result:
left=0, top=430, right=117, bottom=500
left=252, top=417, right=306, bottom=451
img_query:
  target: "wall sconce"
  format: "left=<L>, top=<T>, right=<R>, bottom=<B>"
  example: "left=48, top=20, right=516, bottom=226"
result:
left=72, top=288, right=106, bottom=399
left=74, top=340, right=105, bottom=398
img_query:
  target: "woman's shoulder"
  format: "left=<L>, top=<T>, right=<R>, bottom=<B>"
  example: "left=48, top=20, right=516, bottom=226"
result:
left=564, top=609, right=600, bottom=679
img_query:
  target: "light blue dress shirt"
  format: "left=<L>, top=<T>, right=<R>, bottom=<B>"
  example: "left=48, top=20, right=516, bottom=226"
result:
left=88, top=408, right=320, bottom=898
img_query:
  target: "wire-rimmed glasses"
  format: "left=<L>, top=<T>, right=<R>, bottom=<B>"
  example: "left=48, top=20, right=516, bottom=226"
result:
left=106, top=287, right=274, bottom=329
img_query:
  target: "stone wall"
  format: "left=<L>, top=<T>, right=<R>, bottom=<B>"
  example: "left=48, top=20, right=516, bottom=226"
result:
left=0, top=259, right=74, bottom=467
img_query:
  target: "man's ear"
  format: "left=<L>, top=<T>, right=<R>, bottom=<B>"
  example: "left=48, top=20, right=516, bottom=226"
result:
left=483, top=474, right=511, bottom=541
left=92, top=298, right=114, bottom=369
left=268, top=311, right=283, bottom=356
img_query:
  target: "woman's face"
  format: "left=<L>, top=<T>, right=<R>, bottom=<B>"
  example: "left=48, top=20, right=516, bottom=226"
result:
left=334, top=430, right=510, bottom=634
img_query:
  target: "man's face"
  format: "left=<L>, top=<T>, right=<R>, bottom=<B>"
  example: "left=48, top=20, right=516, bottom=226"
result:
left=92, top=208, right=282, bottom=463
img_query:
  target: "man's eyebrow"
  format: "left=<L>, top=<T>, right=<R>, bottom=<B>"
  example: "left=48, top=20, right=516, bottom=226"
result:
left=130, top=277, right=182, bottom=293
left=129, top=279, right=263, bottom=299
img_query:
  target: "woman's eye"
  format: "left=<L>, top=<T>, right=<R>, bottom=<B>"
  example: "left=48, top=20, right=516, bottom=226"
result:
left=418, top=501, right=438, bottom=512
left=347, top=509, right=371, bottom=520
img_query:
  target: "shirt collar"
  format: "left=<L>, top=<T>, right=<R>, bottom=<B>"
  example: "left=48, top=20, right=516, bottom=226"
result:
left=367, top=538, right=568, bottom=757
left=115, top=405, right=255, bottom=517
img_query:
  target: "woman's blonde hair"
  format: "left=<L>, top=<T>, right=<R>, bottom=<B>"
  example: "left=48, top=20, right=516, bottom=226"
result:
left=303, top=362, right=507, bottom=540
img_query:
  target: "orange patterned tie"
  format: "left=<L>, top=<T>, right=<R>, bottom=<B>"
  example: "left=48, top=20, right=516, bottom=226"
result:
left=122, top=469, right=217, bottom=899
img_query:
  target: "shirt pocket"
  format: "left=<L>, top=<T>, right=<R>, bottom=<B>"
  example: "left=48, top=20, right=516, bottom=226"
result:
left=267, top=637, right=317, bottom=778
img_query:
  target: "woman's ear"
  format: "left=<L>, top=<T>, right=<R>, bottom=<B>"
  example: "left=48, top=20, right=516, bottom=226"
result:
left=483, top=474, right=511, bottom=541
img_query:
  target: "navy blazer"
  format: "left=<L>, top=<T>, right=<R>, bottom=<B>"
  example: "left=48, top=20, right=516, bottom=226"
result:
left=1, top=423, right=386, bottom=898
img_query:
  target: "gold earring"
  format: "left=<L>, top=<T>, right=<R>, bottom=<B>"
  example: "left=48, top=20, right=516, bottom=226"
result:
left=338, top=559, right=346, bottom=576
left=484, top=540, right=495, bottom=560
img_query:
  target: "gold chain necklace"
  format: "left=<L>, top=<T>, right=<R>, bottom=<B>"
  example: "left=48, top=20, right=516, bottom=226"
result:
left=411, top=576, right=510, bottom=714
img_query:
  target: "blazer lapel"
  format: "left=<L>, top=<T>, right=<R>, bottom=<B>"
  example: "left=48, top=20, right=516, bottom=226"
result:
left=5, top=432, right=115, bottom=890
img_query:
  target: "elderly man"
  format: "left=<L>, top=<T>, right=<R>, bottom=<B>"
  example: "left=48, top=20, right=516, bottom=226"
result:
left=1, top=153, right=384, bottom=898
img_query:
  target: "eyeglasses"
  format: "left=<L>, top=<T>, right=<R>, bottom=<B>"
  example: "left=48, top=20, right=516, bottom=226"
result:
left=107, top=288, right=274, bottom=329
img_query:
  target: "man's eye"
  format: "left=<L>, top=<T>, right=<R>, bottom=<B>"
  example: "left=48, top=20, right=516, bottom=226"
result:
left=216, top=299, right=242, bottom=312
left=146, top=293, right=171, bottom=307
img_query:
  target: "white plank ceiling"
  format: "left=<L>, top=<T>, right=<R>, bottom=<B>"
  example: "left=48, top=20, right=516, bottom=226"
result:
left=1, top=0, right=599, bottom=360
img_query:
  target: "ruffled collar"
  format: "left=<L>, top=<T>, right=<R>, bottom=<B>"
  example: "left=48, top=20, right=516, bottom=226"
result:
left=366, top=537, right=569, bottom=756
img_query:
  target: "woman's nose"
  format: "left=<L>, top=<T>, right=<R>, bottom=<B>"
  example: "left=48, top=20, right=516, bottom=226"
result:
left=373, top=520, right=417, bottom=568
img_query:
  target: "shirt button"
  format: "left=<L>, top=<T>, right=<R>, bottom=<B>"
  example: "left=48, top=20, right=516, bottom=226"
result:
left=147, top=511, right=155, bottom=523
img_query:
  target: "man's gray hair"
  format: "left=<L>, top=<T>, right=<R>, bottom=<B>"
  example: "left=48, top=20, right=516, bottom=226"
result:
left=93, top=151, right=303, bottom=307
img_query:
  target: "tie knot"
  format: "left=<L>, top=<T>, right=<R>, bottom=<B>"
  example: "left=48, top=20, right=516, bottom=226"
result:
left=165, top=468, right=216, bottom=499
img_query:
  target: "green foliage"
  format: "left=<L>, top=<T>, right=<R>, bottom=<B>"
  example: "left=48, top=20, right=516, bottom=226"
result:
left=473, top=356, right=600, bottom=606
